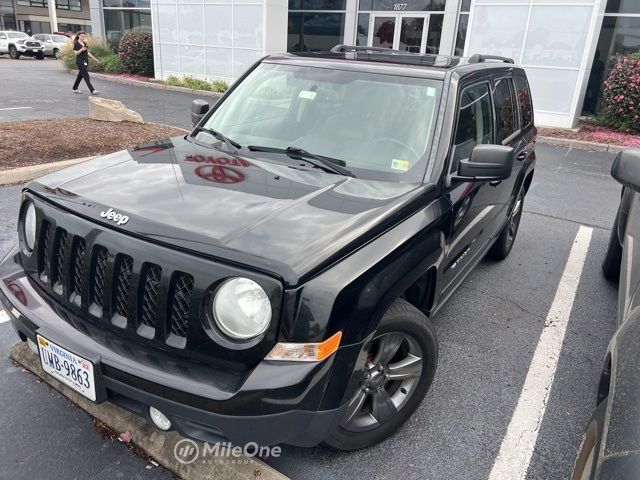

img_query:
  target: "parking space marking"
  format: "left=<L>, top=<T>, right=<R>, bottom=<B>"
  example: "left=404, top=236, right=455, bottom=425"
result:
left=0, top=310, right=8, bottom=324
left=0, top=107, right=32, bottom=111
left=488, top=225, right=593, bottom=480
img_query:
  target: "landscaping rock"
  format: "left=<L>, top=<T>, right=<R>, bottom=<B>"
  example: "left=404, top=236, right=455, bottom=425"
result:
left=89, top=97, right=144, bottom=123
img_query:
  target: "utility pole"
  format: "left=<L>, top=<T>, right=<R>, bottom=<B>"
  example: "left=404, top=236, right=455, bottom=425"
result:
left=47, top=0, right=58, bottom=33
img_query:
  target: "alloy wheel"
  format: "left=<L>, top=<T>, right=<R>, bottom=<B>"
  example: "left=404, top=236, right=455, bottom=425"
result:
left=342, top=331, right=423, bottom=432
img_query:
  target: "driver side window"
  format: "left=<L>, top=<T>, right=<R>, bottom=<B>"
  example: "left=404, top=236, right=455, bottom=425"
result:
left=450, top=82, right=493, bottom=174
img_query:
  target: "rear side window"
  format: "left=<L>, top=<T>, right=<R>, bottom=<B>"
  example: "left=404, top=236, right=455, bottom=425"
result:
left=515, top=73, right=533, bottom=128
left=493, top=77, right=517, bottom=144
left=450, top=82, right=493, bottom=173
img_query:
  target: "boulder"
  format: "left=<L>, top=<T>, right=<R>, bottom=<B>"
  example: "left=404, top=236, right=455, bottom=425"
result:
left=88, top=96, right=144, bottom=123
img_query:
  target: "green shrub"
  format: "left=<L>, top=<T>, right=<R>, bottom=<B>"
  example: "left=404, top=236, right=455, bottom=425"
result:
left=599, top=53, right=640, bottom=133
left=162, top=75, right=229, bottom=93
left=100, top=54, right=123, bottom=73
left=118, top=31, right=154, bottom=77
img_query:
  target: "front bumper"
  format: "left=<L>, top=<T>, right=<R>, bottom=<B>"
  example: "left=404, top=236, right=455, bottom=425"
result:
left=17, top=45, right=43, bottom=54
left=0, top=246, right=352, bottom=447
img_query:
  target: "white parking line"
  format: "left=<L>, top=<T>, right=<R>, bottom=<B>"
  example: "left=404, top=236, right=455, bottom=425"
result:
left=488, top=225, right=593, bottom=480
left=0, top=310, right=9, bottom=324
left=0, top=107, right=32, bottom=111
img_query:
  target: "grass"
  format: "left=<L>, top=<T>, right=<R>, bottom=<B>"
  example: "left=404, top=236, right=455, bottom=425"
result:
left=164, top=75, right=228, bottom=93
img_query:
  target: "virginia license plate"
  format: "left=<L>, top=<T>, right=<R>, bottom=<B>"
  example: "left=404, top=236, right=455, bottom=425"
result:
left=37, top=335, right=97, bottom=401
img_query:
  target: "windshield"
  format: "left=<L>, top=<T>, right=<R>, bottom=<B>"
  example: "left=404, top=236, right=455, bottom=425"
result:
left=51, top=35, right=67, bottom=42
left=203, top=63, right=442, bottom=181
left=7, top=32, right=29, bottom=39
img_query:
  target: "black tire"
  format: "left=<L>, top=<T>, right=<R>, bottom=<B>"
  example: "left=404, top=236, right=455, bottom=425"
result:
left=487, top=189, right=525, bottom=261
left=571, top=400, right=606, bottom=480
left=9, top=46, right=20, bottom=60
left=53, top=48, right=60, bottom=59
left=36, top=52, right=45, bottom=60
left=323, top=299, right=438, bottom=451
left=602, top=210, right=623, bottom=282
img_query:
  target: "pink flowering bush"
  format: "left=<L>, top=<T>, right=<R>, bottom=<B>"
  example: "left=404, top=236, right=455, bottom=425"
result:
left=599, top=53, right=640, bottom=133
left=117, top=31, right=154, bottom=78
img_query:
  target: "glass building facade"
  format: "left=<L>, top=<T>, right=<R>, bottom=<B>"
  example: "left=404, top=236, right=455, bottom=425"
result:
left=0, top=0, right=16, bottom=30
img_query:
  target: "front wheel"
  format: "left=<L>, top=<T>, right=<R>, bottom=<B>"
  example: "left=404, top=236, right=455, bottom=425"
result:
left=9, top=46, right=20, bottom=59
left=53, top=48, right=60, bottom=59
left=323, top=299, right=438, bottom=451
left=487, top=189, right=524, bottom=260
left=36, top=52, right=45, bottom=60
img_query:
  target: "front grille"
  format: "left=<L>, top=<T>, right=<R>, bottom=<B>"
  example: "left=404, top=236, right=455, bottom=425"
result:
left=34, top=218, right=200, bottom=349
left=26, top=41, right=38, bottom=47
left=140, top=264, right=161, bottom=328
left=169, top=273, right=194, bottom=337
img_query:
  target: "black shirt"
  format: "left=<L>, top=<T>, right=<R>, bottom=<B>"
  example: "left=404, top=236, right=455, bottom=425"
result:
left=73, top=40, right=89, bottom=64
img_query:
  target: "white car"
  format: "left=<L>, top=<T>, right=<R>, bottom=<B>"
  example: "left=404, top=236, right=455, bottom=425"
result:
left=0, top=31, right=45, bottom=59
left=33, top=33, right=69, bottom=59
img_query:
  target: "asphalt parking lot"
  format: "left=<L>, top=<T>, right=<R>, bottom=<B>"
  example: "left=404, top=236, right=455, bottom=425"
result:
left=0, top=58, right=623, bottom=479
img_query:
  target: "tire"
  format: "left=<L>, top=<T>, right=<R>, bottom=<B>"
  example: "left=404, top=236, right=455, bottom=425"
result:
left=53, top=48, right=60, bottom=59
left=571, top=400, right=606, bottom=480
left=323, top=299, right=438, bottom=451
left=602, top=210, right=623, bottom=282
left=36, top=52, right=45, bottom=60
left=487, top=189, right=525, bottom=261
left=9, top=46, right=20, bottom=60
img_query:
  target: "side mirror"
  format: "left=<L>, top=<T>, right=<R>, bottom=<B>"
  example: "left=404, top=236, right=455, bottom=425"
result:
left=191, top=99, right=209, bottom=127
left=611, top=149, right=640, bottom=192
left=453, top=144, right=514, bottom=182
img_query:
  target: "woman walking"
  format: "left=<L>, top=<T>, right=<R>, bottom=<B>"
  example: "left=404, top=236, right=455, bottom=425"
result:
left=72, top=32, right=100, bottom=95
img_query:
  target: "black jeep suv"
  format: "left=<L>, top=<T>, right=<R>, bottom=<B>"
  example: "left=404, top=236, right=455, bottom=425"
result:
left=2, top=46, right=536, bottom=451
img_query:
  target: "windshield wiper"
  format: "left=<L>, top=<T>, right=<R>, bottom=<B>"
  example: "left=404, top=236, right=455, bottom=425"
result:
left=194, top=126, right=242, bottom=152
left=247, top=145, right=356, bottom=177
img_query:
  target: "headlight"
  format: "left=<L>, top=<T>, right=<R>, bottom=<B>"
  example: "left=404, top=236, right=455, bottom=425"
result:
left=23, top=202, right=36, bottom=251
left=213, top=278, right=271, bottom=340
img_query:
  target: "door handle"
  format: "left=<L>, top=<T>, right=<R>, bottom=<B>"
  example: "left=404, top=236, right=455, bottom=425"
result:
left=516, top=151, right=527, bottom=161
left=489, top=180, right=502, bottom=187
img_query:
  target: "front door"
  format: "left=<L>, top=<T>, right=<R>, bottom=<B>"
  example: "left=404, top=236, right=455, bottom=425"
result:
left=368, top=14, right=437, bottom=54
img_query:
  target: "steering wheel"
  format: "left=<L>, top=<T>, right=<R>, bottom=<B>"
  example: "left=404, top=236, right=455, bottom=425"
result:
left=370, top=138, right=421, bottom=161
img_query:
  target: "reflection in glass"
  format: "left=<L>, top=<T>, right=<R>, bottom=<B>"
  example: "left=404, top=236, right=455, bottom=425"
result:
left=356, top=13, right=369, bottom=46
left=454, top=14, right=468, bottom=56
left=606, top=0, right=640, bottom=14
left=104, top=9, right=151, bottom=48
left=287, top=12, right=345, bottom=52
left=372, top=17, right=395, bottom=48
left=425, top=14, right=443, bottom=54
left=399, top=17, right=424, bottom=53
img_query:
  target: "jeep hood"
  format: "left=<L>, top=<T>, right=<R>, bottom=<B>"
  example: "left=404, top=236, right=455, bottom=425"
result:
left=27, top=136, right=433, bottom=285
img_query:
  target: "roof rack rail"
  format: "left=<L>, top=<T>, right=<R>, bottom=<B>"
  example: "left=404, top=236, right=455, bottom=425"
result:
left=468, top=54, right=514, bottom=64
left=330, top=44, right=402, bottom=54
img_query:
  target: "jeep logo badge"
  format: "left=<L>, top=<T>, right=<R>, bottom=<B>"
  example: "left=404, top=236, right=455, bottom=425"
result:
left=99, top=207, right=129, bottom=226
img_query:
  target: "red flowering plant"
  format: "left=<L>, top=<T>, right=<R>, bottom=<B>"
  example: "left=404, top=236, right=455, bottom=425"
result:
left=599, top=53, right=640, bottom=133
left=117, top=31, right=154, bottom=78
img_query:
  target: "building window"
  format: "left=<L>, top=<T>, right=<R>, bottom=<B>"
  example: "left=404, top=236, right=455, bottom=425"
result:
left=103, top=8, right=151, bottom=48
left=288, top=1, right=346, bottom=52
left=455, top=0, right=470, bottom=56
left=583, top=0, right=640, bottom=114
left=58, top=23, right=91, bottom=34
left=16, top=0, right=80, bottom=9
left=0, top=0, right=16, bottom=31
left=19, top=20, right=51, bottom=35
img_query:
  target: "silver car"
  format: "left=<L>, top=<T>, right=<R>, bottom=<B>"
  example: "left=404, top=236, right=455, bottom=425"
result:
left=33, top=34, right=69, bottom=59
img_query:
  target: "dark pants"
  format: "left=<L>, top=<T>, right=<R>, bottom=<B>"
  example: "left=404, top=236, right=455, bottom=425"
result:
left=73, top=61, right=94, bottom=93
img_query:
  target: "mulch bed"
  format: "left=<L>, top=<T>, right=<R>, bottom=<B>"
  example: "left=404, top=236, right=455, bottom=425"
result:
left=538, top=124, right=640, bottom=148
left=0, top=118, right=186, bottom=170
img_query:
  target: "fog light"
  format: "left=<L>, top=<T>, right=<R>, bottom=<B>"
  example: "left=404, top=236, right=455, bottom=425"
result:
left=149, top=407, right=172, bottom=431
left=27, top=338, right=38, bottom=354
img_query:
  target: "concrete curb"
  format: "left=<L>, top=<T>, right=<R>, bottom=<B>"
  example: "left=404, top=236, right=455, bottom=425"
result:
left=70, top=69, right=225, bottom=100
left=538, top=135, right=627, bottom=154
left=10, top=341, right=288, bottom=480
left=0, top=157, right=94, bottom=186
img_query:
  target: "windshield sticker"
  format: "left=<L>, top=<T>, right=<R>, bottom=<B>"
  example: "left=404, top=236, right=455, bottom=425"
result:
left=298, top=90, right=317, bottom=100
left=391, top=159, right=409, bottom=172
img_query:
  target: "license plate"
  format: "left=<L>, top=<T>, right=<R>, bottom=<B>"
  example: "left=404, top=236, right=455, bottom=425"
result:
left=37, top=335, right=96, bottom=401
